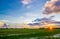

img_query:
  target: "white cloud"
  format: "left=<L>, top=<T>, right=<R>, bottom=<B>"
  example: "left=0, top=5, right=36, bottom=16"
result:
left=13, top=12, right=41, bottom=23
left=22, top=0, right=32, bottom=5
left=52, top=15, right=60, bottom=21
left=0, top=20, right=10, bottom=23
left=21, top=0, right=35, bottom=9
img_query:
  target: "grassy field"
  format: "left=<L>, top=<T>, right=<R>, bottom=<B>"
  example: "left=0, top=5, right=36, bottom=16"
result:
left=0, top=28, right=60, bottom=39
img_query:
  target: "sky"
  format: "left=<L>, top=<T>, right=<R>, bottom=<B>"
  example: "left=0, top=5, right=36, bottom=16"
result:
left=0, top=0, right=60, bottom=23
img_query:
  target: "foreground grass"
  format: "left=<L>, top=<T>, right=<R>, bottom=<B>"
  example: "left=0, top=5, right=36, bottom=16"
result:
left=0, top=28, right=60, bottom=39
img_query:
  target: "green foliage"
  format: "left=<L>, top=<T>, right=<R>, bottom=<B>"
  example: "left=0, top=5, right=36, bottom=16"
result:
left=0, top=28, right=60, bottom=39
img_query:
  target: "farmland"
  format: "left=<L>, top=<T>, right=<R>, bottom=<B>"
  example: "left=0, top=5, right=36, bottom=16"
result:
left=0, top=28, right=60, bottom=39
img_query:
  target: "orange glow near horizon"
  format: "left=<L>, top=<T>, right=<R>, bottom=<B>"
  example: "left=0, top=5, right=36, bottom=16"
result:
left=45, top=24, right=55, bottom=30
left=48, top=26, right=53, bottom=30
left=0, top=22, right=4, bottom=26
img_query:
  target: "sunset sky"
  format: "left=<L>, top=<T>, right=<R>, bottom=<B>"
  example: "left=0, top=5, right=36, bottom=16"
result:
left=0, top=0, right=60, bottom=23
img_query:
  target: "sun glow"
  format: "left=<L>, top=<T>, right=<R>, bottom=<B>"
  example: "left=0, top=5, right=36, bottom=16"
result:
left=48, top=26, right=53, bottom=30
left=45, top=24, right=55, bottom=30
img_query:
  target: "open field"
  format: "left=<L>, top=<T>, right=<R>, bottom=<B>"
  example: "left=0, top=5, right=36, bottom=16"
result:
left=0, top=28, right=60, bottom=39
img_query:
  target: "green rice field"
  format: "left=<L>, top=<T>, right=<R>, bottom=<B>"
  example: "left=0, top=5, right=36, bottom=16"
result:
left=0, top=28, right=60, bottom=39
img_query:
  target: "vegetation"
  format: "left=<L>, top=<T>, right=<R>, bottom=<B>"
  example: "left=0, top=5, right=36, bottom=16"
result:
left=0, top=28, right=60, bottom=39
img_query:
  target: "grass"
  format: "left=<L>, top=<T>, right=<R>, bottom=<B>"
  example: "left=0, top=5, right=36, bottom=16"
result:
left=0, top=28, right=60, bottom=39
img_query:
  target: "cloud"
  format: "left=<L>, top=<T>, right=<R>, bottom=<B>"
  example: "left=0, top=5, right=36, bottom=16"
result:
left=22, top=0, right=32, bottom=5
left=23, top=13, right=39, bottom=23
left=43, top=0, right=60, bottom=15
left=0, top=20, right=10, bottom=23
left=15, top=12, right=41, bottom=23
left=21, top=0, right=32, bottom=9
left=21, top=0, right=35, bottom=9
